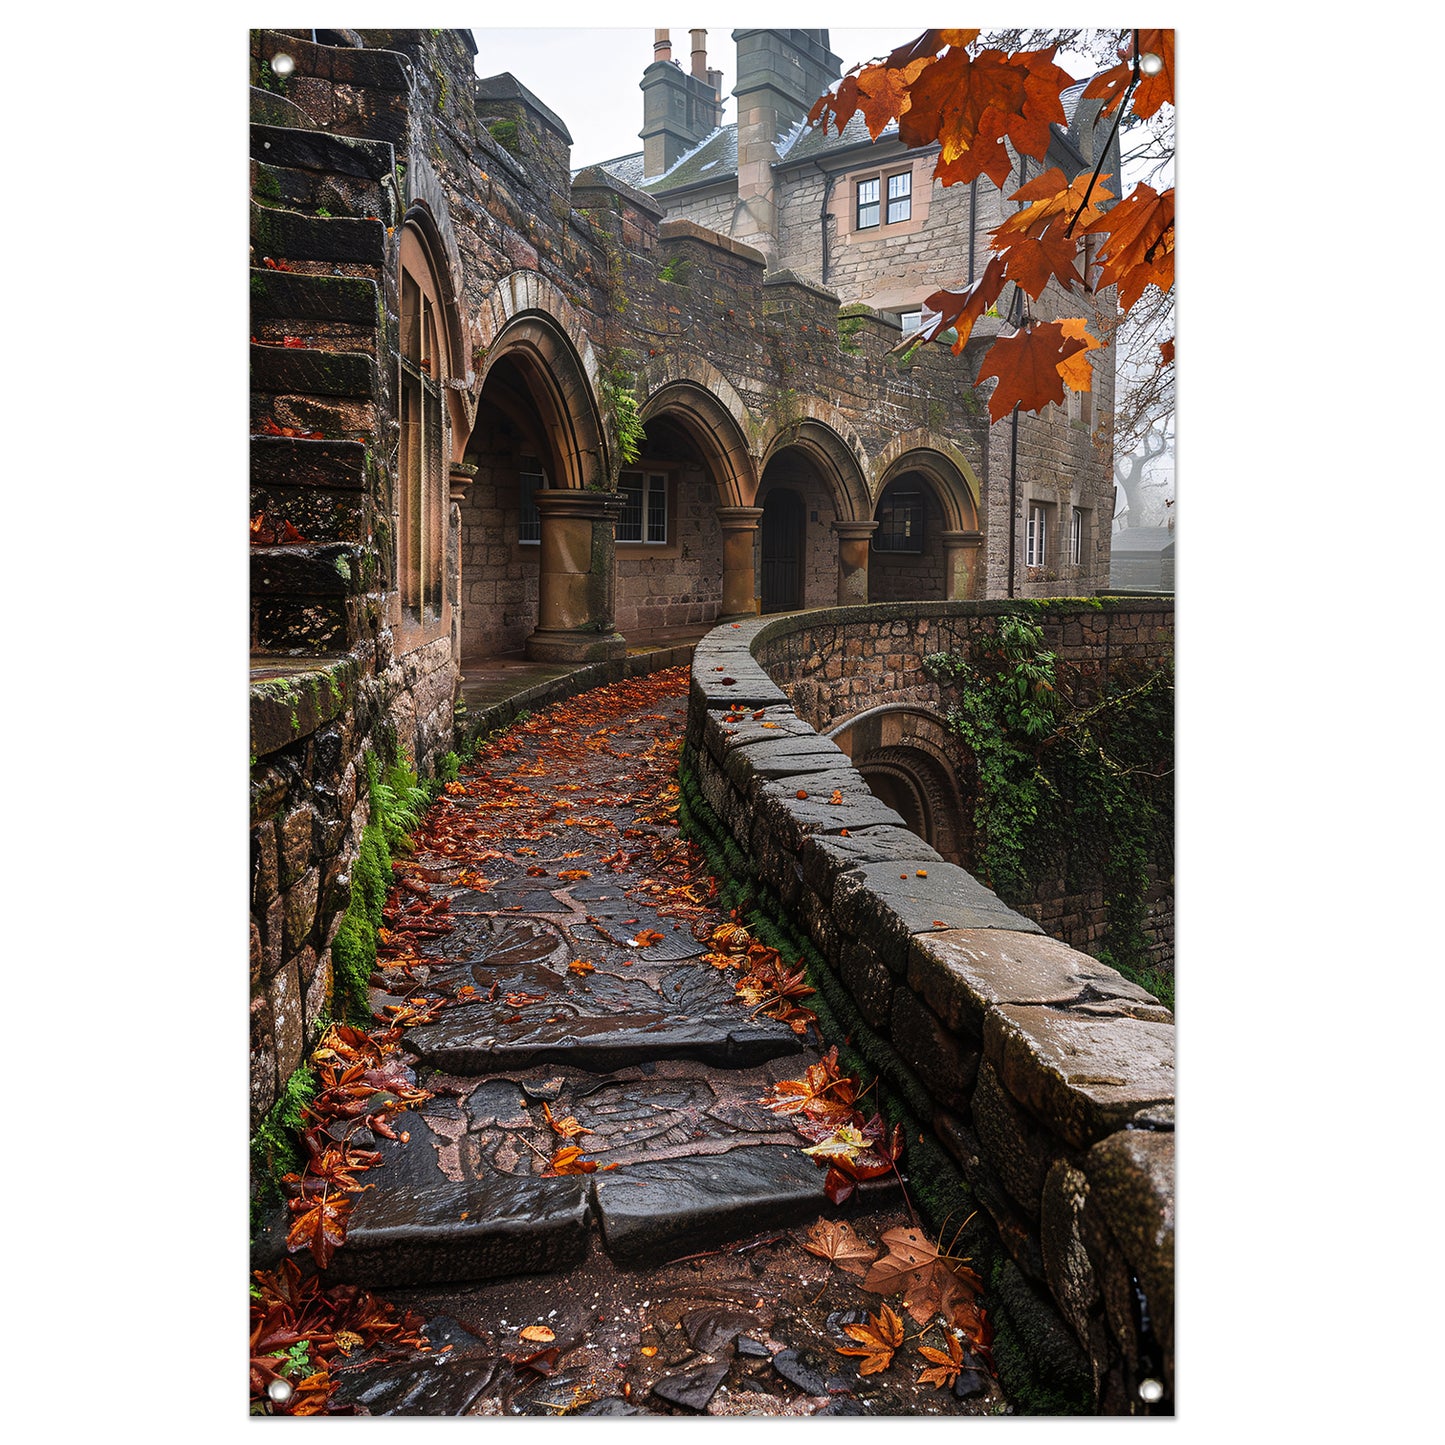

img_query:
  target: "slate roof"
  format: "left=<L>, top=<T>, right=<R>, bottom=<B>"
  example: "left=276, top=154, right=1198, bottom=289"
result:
left=586, top=77, right=1096, bottom=196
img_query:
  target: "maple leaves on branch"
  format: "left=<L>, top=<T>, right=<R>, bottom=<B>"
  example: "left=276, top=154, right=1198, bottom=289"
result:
left=807, top=28, right=1175, bottom=420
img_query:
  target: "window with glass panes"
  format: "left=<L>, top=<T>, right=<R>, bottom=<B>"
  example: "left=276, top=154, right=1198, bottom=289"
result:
left=398, top=238, right=446, bottom=621
left=886, top=170, right=912, bottom=223
left=518, top=458, right=543, bottom=544
left=617, top=471, right=668, bottom=544
left=1070, top=507, right=1086, bottom=565
left=855, top=177, right=880, bottom=229
left=873, top=490, right=924, bottom=552
left=1026, top=503, right=1052, bottom=567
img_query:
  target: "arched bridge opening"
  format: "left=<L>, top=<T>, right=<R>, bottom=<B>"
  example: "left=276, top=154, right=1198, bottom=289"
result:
left=824, top=705, right=973, bottom=866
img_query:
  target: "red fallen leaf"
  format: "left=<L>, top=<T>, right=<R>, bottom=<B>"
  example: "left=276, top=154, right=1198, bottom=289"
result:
left=568, top=958, right=596, bottom=976
left=557, top=868, right=591, bottom=881
left=829, top=790, right=844, bottom=805
left=840, top=829, right=849, bottom=837
left=261, top=256, right=295, bottom=271
left=282, top=336, right=307, bottom=348
left=932, top=921, right=946, bottom=928
left=917, top=869, right=928, bottom=877
left=519, top=1325, right=556, bottom=1344
left=631, top=928, right=665, bottom=947
left=286, top=1190, right=353, bottom=1270
left=796, top=790, right=809, bottom=800
left=510, top=1345, right=561, bottom=1376
left=504, top=991, right=548, bottom=1007
left=720, top=677, right=737, bottom=685
left=525, top=866, right=548, bottom=877
left=753, top=710, right=766, bottom=720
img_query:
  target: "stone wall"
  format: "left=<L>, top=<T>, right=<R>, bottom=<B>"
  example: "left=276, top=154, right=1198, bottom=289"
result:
left=683, top=610, right=1174, bottom=1412
left=750, top=598, right=1174, bottom=968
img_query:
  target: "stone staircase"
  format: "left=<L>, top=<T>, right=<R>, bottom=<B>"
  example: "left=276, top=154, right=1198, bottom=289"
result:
left=248, top=31, right=402, bottom=658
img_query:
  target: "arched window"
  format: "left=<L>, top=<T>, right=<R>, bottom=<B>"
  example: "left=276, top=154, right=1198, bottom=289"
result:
left=398, top=227, right=448, bottom=622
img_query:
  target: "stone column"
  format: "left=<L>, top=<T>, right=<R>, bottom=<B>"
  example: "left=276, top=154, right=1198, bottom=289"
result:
left=942, top=529, right=985, bottom=600
left=525, top=489, right=627, bottom=662
left=832, top=520, right=878, bottom=604
left=715, top=505, right=763, bottom=620
left=448, top=462, right=478, bottom=662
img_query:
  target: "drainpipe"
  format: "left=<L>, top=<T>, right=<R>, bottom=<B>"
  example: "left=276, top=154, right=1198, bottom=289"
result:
left=816, top=164, right=835, bottom=285
left=1005, top=157, right=1027, bottom=598
left=968, top=177, right=977, bottom=281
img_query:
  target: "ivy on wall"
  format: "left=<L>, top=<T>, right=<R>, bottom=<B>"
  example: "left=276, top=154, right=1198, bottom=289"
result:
left=924, top=614, right=1174, bottom=1007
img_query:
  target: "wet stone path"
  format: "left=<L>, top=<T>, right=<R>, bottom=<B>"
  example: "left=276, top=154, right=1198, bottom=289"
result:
left=282, top=667, right=1002, bottom=1416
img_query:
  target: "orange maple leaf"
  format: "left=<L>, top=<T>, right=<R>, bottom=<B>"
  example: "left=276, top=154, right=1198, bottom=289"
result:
left=837, top=1303, right=904, bottom=1375
left=1083, top=29, right=1174, bottom=120
left=977, top=323, right=1089, bottom=422
left=1056, top=318, right=1101, bottom=394
left=916, top=1330, right=965, bottom=1389
left=900, top=46, right=1072, bottom=189
left=1082, top=182, right=1175, bottom=311
left=915, top=255, right=1008, bottom=355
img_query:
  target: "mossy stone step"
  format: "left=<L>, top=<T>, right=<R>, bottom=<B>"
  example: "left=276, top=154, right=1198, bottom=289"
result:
left=249, top=435, right=369, bottom=490
left=250, top=267, right=381, bottom=326
left=250, top=342, right=376, bottom=400
left=251, top=543, right=367, bottom=597
left=250, top=122, right=394, bottom=180
left=250, top=202, right=386, bottom=266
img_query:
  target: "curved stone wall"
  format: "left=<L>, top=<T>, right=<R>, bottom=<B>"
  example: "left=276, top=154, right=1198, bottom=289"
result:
left=683, top=604, right=1174, bottom=1413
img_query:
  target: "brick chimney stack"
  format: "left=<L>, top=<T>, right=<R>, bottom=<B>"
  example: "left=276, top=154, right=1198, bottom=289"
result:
left=640, top=25, right=726, bottom=177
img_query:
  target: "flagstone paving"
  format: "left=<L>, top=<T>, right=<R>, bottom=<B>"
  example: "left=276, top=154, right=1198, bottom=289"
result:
left=259, top=665, right=1002, bottom=1416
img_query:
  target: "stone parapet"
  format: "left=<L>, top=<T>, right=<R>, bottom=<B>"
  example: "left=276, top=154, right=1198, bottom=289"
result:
left=684, top=605, right=1174, bottom=1412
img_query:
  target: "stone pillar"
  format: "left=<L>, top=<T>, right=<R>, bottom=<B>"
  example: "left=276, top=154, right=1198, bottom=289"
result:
left=832, top=520, right=878, bottom=605
left=448, top=462, right=477, bottom=662
left=942, top=529, right=985, bottom=600
left=525, top=489, right=627, bottom=662
left=715, top=505, right=763, bottom=620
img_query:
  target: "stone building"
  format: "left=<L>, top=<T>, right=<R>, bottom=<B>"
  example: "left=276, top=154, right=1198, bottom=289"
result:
left=248, top=26, right=1120, bottom=1121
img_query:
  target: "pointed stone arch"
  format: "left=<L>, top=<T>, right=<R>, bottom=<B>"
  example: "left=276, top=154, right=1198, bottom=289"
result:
left=472, top=270, right=609, bottom=488
left=637, top=358, right=758, bottom=509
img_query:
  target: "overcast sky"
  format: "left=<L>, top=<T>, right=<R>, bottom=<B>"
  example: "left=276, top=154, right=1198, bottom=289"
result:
left=470, top=27, right=934, bottom=167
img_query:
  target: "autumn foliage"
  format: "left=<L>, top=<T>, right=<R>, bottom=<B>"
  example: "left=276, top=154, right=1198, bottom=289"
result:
left=809, top=28, right=1174, bottom=421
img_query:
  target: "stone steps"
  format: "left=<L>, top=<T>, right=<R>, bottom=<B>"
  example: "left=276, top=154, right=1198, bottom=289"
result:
left=265, top=679, right=904, bottom=1293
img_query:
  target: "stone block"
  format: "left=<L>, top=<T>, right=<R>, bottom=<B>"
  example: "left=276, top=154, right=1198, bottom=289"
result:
left=250, top=920, right=264, bottom=991
left=984, top=1006, right=1175, bottom=1151
left=252, top=820, right=279, bottom=910
left=839, top=940, right=892, bottom=1030
left=250, top=991, right=277, bottom=1125
left=833, top=863, right=1036, bottom=974
left=279, top=803, right=316, bottom=889
left=268, top=959, right=303, bottom=1085
left=890, top=987, right=979, bottom=1110
left=908, top=928, right=1170, bottom=1040
left=284, top=868, right=320, bottom=955
left=972, top=1060, right=1060, bottom=1220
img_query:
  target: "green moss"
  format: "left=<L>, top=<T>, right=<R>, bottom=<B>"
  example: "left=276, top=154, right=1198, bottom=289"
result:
left=331, top=906, right=375, bottom=1021
left=486, top=119, right=519, bottom=153
left=250, top=1064, right=318, bottom=1202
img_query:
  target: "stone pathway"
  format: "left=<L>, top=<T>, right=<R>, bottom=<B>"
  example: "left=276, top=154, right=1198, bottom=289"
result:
left=262, top=666, right=1002, bottom=1417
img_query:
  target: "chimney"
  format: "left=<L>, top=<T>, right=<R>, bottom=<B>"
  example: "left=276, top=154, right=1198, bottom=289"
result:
left=730, top=29, right=843, bottom=260
left=640, top=24, right=725, bottom=178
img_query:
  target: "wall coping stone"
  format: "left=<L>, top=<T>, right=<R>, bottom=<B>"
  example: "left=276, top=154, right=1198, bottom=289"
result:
left=985, top=1005, right=1175, bottom=1152
left=658, top=218, right=767, bottom=267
